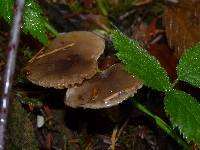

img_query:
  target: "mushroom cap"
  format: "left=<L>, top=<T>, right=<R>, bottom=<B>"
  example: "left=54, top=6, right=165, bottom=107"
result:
left=25, top=31, right=105, bottom=89
left=65, top=64, right=143, bottom=109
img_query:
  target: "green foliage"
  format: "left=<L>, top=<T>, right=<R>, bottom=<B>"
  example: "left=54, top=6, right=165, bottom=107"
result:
left=23, top=0, right=48, bottom=45
left=177, top=43, right=200, bottom=88
left=164, top=90, right=200, bottom=147
left=19, top=47, right=34, bottom=60
left=68, top=1, right=83, bottom=13
left=0, top=0, right=49, bottom=46
left=112, top=30, right=172, bottom=92
left=16, top=92, right=43, bottom=109
left=0, top=0, right=13, bottom=23
left=112, top=30, right=200, bottom=148
left=97, top=0, right=109, bottom=16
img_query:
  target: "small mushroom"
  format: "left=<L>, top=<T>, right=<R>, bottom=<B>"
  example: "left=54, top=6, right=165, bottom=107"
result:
left=25, top=31, right=105, bottom=89
left=65, top=64, right=143, bottom=109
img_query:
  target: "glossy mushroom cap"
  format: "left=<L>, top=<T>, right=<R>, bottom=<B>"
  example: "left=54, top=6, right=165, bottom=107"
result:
left=25, top=31, right=105, bottom=89
left=65, top=64, right=143, bottom=109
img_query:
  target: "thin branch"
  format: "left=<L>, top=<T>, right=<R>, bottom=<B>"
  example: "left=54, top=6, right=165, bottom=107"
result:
left=0, top=0, right=24, bottom=149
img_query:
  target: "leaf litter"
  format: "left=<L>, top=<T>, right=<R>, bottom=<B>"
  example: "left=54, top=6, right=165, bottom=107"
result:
left=164, top=0, right=200, bottom=58
left=1, top=0, right=200, bottom=149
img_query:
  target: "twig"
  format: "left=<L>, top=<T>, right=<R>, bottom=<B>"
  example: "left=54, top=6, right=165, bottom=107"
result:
left=108, top=119, right=129, bottom=150
left=35, top=43, right=74, bottom=60
left=0, top=0, right=24, bottom=149
left=111, top=126, right=118, bottom=150
left=116, top=118, right=129, bottom=141
left=28, top=43, right=74, bottom=63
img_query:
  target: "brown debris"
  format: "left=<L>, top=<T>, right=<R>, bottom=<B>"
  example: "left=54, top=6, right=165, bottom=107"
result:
left=111, top=126, right=118, bottom=150
left=82, top=14, right=110, bottom=31
left=98, top=54, right=119, bottom=70
left=164, top=0, right=200, bottom=58
left=65, top=64, right=143, bottom=109
left=148, top=43, right=178, bottom=80
left=25, top=31, right=105, bottom=89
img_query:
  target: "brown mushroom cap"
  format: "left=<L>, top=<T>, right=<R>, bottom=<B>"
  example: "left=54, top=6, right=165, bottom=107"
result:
left=65, top=64, right=143, bottom=109
left=25, top=31, right=105, bottom=89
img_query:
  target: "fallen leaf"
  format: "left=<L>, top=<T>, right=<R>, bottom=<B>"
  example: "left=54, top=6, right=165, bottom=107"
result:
left=164, top=0, right=200, bottom=58
left=148, top=43, right=178, bottom=80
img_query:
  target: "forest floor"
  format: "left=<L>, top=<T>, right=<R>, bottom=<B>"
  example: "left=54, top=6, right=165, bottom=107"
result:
left=0, top=0, right=200, bottom=150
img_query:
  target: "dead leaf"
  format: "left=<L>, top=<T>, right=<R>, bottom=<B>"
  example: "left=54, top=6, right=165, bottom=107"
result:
left=131, top=18, right=162, bottom=45
left=148, top=43, right=178, bottom=80
left=82, top=14, right=109, bottom=31
left=81, top=0, right=96, bottom=9
left=164, top=0, right=200, bottom=58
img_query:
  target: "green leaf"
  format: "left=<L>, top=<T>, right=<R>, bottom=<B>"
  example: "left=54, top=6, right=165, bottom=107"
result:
left=112, top=30, right=172, bottom=92
left=22, top=0, right=48, bottom=46
left=164, top=90, right=200, bottom=147
left=177, top=43, right=200, bottom=88
left=0, top=0, right=49, bottom=46
left=0, top=0, right=13, bottom=23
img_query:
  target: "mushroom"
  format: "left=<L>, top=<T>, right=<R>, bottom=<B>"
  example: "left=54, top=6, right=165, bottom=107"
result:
left=65, top=64, right=143, bottom=109
left=25, top=31, right=105, bottom=89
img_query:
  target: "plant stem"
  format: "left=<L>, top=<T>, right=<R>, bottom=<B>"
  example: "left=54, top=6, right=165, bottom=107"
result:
left=172, top=78, right=179, bottom=88
left=0, top=0, right=24, bottom=149
left=44, top=22, right=59, bottom=37
left=96, top=0, right=109, bottom=16
left=132, top=100, right=190, bottom=150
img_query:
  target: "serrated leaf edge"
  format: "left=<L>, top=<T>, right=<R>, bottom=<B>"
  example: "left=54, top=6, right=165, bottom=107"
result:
left=164, top=90, right=200, bottom=146
left=112, top=30, right=172, bottom=92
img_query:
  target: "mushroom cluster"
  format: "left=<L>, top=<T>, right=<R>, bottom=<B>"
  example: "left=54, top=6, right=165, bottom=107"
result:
left=25, top=31, right=143, bottom=109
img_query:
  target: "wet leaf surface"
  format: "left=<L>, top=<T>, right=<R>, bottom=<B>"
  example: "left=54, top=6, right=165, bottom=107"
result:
left=164, top=90, right=200, bottom=147
left=177, top=42, right=200, bottom=88
left=112, top=30, right=172, bottom=92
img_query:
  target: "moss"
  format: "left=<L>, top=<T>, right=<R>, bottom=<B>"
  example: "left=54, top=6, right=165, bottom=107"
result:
left=5, top=98, right=39, bottom=150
